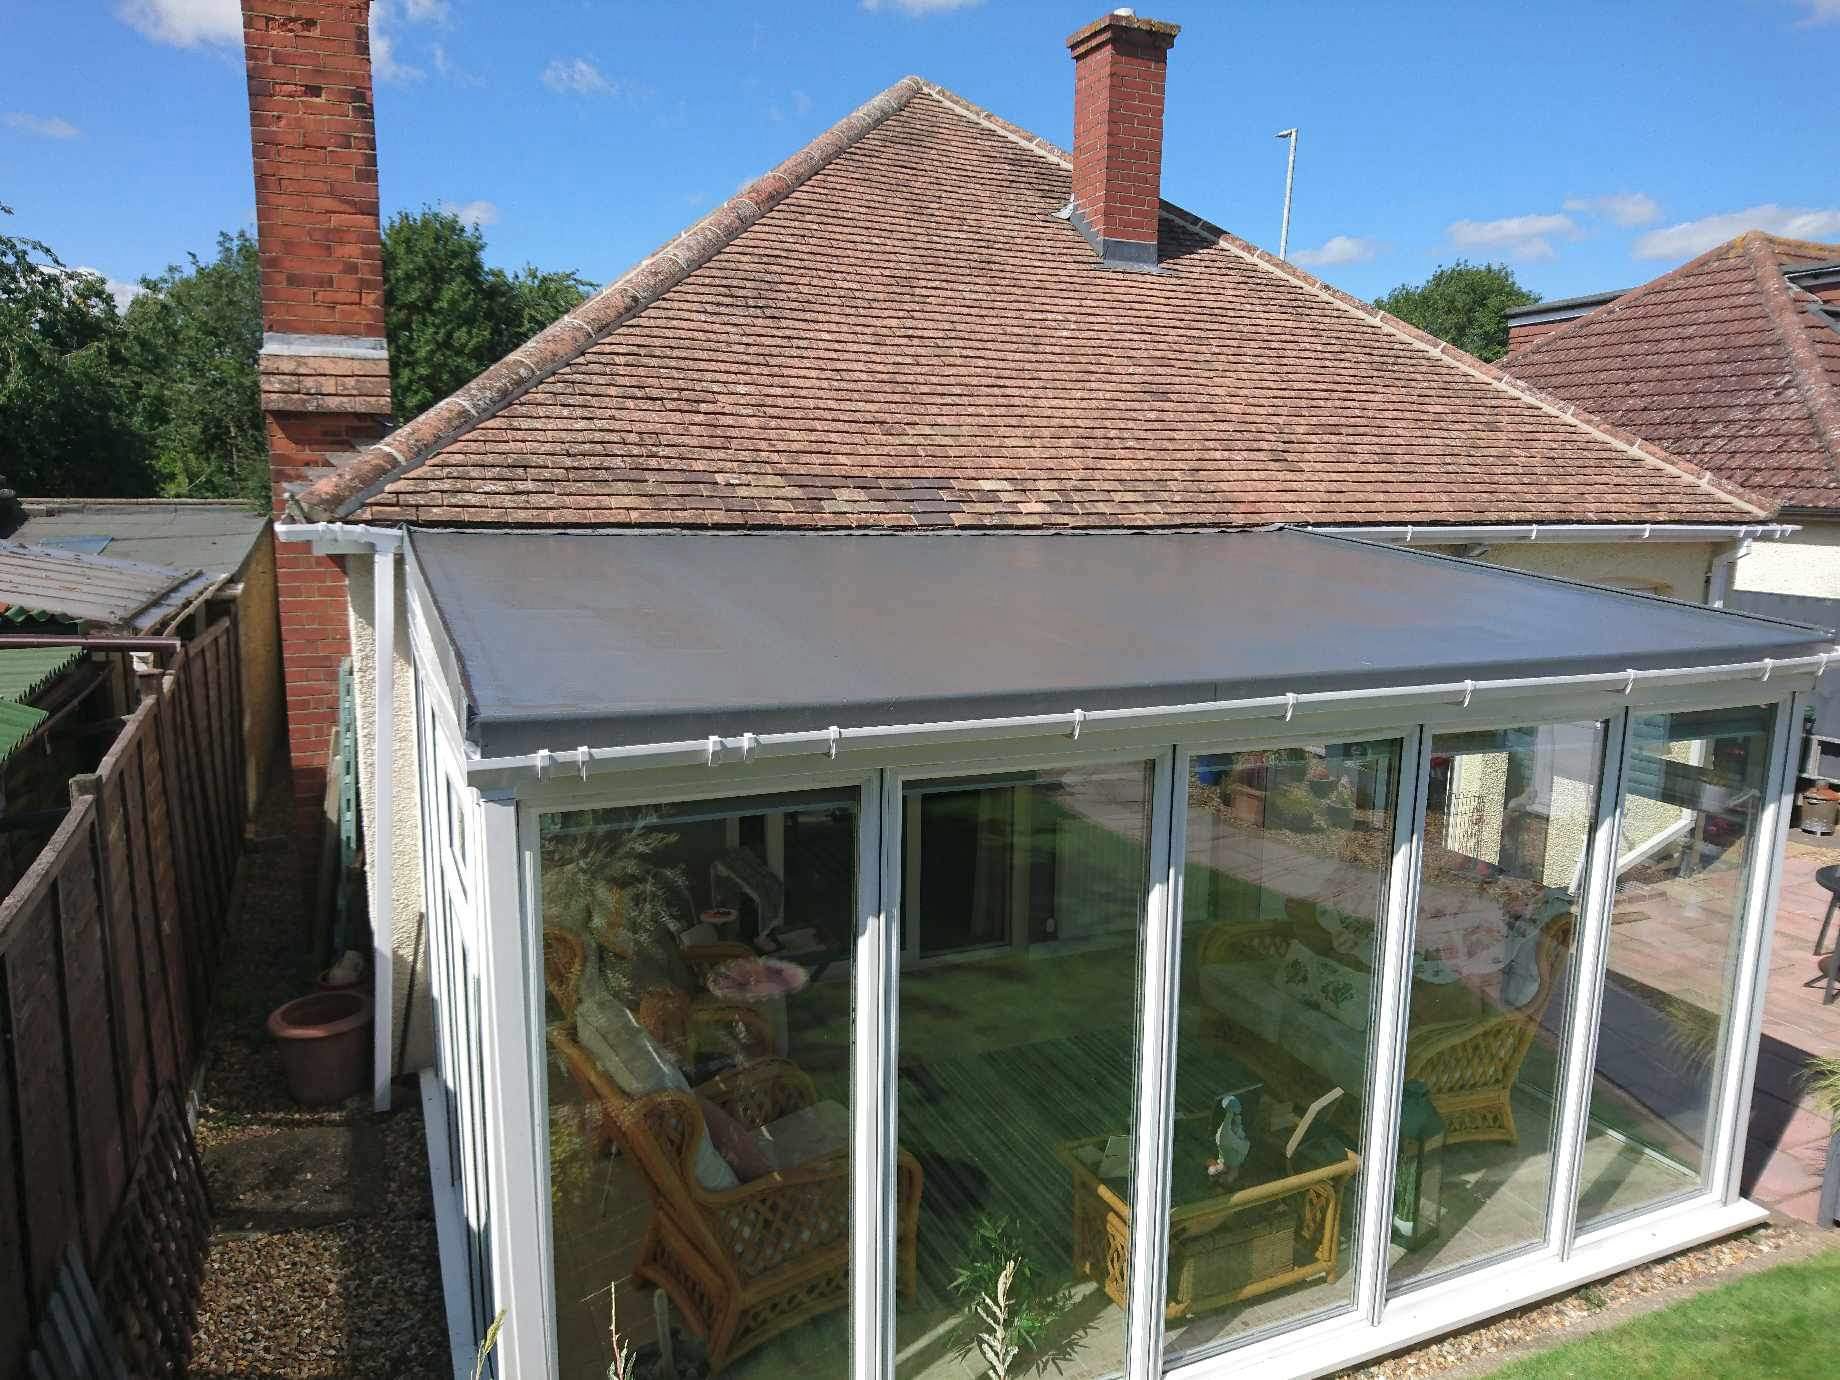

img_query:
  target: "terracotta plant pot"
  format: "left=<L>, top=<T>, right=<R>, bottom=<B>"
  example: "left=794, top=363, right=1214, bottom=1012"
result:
left=267, top=990, right=372, bottom=1106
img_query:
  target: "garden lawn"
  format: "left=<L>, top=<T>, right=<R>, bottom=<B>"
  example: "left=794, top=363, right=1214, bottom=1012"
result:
left=1484, top=1247, right=1840, bottom=1379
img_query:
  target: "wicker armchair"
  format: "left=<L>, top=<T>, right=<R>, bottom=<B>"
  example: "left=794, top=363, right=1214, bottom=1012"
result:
left=1196, top=910, right=1574, bottom=1147
left=549, top=1027, right=923, bottom=1371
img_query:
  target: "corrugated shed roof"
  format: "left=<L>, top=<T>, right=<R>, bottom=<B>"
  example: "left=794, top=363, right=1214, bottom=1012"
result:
left=9, top=500, right=266, bottom=577
left=0, top=647, right=83, bottom=766
left=0, top=539, right=210, bottom=632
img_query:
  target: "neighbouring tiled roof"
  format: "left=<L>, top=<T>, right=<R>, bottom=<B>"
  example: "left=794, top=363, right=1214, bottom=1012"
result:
left=296, top=78, right=1772, bottom=530
left=1506, top=232, right=1840, bottom=512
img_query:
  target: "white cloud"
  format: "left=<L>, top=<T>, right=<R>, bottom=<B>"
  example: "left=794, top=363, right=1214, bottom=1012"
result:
left=370, top=0, right=424, bottom=83
left=861, top=0, right=983, bottom=13
left=3, top=113, right=80, bottom=140
left=1291, top=234, right=1380, bottom=268
left=1447, top=212, right=1578, bottom=262
left=402, top=0, right=449, bottom=21
left=70, top=267, right=144, bottom=313
left=1795, top=0, right=1840, bottom=23
left=114, top=0, right=238, bottom=47
left=1563, top=192, right=1662, bottom=228
left=440, top=198, right=500, bottom=228
left=1634, top=203, right=1840, bottom=260
left=542, top=56, right=612, bottom=96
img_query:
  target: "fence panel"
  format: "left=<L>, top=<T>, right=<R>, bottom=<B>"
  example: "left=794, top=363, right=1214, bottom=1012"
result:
left=0, top=618, right=247, bottom=1380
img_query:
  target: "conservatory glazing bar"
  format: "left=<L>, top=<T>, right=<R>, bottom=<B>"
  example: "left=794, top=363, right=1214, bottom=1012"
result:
left=403, top=528, right=1829, bottom=1380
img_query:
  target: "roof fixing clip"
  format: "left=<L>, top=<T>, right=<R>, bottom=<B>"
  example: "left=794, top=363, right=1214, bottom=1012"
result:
left=740, top=732, right=759, bottom=763
left=576, top=746, right=591, bottom=781
left=1284, top=692, right=1297, bottom=723
left=1461, top=679, right=1475, bottom=708
left=1819, top=652, right=1833, bottom=679
left=1760, top=658, right=1774, bottom=683
left=1070, top=708, right=1086, bottom=740
left=706, top=736, right=723, bottom=767
left=536, top=748, right=554, bottom=780
left=1623, top=669, right=1638, bottom=696
left=827, top=726, right=842, bottom=759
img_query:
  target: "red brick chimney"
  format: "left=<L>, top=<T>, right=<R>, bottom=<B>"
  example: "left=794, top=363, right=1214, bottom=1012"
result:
left=240, top=0, right=392, bottom=846
left=1065, top=9, right=1179, bottom=270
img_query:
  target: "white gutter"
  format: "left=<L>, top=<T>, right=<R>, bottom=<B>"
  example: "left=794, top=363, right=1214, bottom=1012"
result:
left=468, top=649, right=1838, bottom=788
left=274, top=520, right=403, bottom=1111
left=1304, top=523, right=1798, bottom=546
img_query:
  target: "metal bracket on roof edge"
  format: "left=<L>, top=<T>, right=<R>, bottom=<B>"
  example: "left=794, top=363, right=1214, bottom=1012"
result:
left=1461, top=679, right=1475, bottom=708
left=1622, top=670, right=1638, bottom=696
left=1283, top=693, right=1297, bottom=723
left=577, top=746, right=591, bottom=781
left=535, top=748, right=554, bottom=780
left=706, top=736, right=723, bottom=767
left=740, top=733, right=759, bottom=763
left=1070, top=708, right=1086, bottom=740
left=827, top=726, right=842, bottom=759
left=1760, top=659, right=1774, bottom=683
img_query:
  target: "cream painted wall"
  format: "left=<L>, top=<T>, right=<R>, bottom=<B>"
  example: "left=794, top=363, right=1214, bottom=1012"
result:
left=1733, top=519, right=1840, bottom=598
left=1447, top=540, right=1721, bottom=603
left=347, top=558, right=435, bottom=1077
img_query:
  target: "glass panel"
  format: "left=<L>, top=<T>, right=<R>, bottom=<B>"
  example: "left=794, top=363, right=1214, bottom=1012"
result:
left=894, top=762, right=1153, bottom=1380
left=1387, top=722, right=1603, bottom=1293
left=1576, top=704, right=1775, bottom=1229
left=1162, top=741, right=1400, bottom=1365
left=537, top=789, right=858, bottom=1378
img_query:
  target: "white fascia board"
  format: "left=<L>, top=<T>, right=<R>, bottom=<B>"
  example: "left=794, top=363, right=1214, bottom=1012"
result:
left=273, top=520, right=404, bottom=557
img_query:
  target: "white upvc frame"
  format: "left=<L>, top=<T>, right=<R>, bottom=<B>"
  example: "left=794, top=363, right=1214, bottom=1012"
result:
left=443, top=678, right=1804, bottom=1380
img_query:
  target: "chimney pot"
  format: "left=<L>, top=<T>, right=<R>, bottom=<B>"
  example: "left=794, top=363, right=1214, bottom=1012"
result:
left=1065, top=10, right=1179, bottom=270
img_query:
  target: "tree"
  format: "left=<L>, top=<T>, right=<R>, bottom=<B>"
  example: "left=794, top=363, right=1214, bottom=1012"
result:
left=1374, top=260, right=1540, bottom=363
left=0, top=205, right=154, bottom=495
left=381, top=208, right=592, bottom=419
left=119, top=231, right=266, bottom=504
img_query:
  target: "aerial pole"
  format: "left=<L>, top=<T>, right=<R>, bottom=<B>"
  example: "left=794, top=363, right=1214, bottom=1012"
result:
left=1275, top=127, right=1298, bottom=260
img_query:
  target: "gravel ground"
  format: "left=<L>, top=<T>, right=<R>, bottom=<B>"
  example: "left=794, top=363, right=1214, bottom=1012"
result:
left=1336, top=1219, right=1821, bottom=1378
left=187, top=778, right=448, bottom=1379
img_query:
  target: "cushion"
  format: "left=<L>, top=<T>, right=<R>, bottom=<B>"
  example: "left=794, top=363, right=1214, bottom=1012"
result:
left=751, top=1099, right=850, bottom=1170
left=1308, top=954, right=1369, bottom=1033
left=575, top=991, right=687, bottom=1098
left=699, top=1095, right=774, bottom=1182
left=1278, top=941, right=1320, bottom=1010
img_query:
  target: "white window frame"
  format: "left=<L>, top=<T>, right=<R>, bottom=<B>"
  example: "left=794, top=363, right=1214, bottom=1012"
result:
left=442, top=677, right=1804, bottom=1380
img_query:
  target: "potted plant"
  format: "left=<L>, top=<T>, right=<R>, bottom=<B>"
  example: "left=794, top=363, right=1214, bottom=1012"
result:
left=949, top=1215, right=1073, bottom=1374
left=1802, top=1055, right=1840, bottom=1227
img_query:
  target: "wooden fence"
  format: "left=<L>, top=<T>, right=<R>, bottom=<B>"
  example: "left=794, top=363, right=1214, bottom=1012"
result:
left=0, top=617, right=246, bottom=1378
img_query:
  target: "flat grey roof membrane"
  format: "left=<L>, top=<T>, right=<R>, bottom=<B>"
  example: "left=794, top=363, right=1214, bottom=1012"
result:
left=407, top=528, right=1834, bottom=759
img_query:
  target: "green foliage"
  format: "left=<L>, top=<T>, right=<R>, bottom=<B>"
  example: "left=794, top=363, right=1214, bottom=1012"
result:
left=1799, top=1054, right=1840, bottom=1123
left=0, top=206, right=154, bottom=495
left=1375, top=259, right=1540, bottom=363
left=119, top=231, right=266, bottom=504
left=382, top=208, right=591, bottom=419
left=949, top=1214, right=1070, bottom=1369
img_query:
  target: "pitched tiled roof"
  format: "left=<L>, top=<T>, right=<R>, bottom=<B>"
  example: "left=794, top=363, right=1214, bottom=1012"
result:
left=1506, top=232, right=1840, bottom=512
left=296, top=79, right=1772, bottom=529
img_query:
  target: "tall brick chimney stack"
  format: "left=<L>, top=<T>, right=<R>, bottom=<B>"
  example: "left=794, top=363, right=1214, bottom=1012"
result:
left=1065, top=9, right=1180, bottom=270
left=241, top=0, right=393, bottom=847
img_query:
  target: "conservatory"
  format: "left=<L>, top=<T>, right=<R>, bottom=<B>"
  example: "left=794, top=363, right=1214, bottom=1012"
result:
left=400, top=526, right=1832, bottom=1380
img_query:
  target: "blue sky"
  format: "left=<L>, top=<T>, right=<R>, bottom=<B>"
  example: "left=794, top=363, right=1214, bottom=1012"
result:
left=5, top=0, right=1839, bottom=311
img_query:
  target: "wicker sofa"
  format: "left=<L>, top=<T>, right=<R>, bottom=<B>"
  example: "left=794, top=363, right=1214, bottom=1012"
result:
left=1194, top=907, right=1574, bottom=1146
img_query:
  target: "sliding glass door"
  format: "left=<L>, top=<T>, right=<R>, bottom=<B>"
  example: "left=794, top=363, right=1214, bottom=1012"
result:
left=893, top=761, right=1156, bottom=1380
left=1162, top=740, right=1401, bottom=1364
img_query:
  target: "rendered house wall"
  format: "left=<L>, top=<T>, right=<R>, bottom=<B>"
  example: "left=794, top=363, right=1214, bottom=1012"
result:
left=1733, top=518, right=1840, bottom=598
left=1461, top=539, right=1721, bottom=603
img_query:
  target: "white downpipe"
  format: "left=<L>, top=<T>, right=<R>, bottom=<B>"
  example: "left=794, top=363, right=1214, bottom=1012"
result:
left=474, top=650, right=1839, bottom=787
left=272, top=519, right=404, bottom=1112
left=371, top=543, right=398, bottom=1111
left=1707, top=536, right=1754, bottom=609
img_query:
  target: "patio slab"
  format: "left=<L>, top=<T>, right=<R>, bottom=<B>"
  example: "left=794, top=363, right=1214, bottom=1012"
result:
left=1741, top=838, right=1840, bottom=1223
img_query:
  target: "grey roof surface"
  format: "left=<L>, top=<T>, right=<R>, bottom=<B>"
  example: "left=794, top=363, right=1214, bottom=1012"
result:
left=0, top=540, right=210, bottom=632
left=410, top=528, right=1835, bottom=759
left=10, top=500, right=266, bottom=577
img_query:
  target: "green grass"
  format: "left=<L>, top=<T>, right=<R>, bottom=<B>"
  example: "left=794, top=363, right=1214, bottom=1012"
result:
left=1484, top=1248, right=1840, bottom=1379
